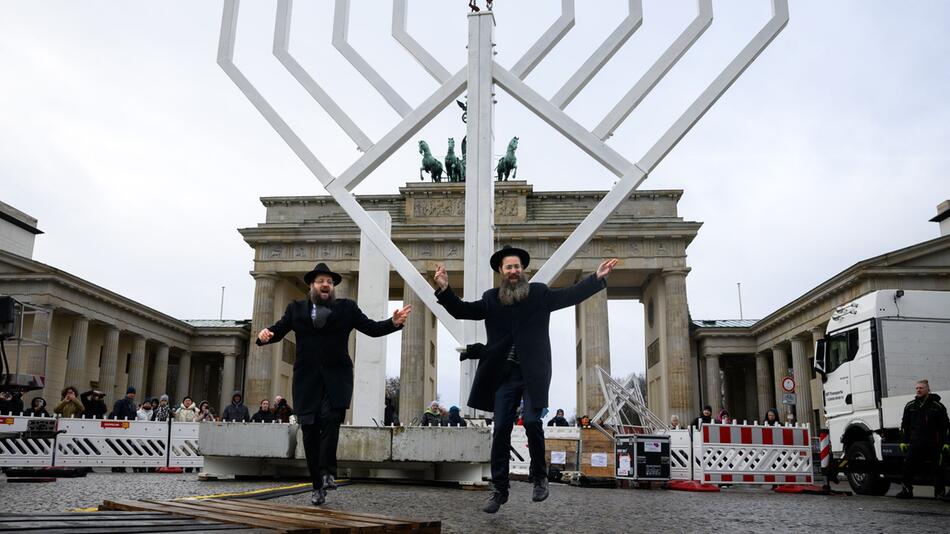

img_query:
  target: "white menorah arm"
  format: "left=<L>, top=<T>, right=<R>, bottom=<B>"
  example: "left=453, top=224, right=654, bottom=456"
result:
left=550, top=0, right=643, bottom=110
left=274, top=0, right=374, bottom=152
left=594, top=0, right=713, bottom=140
left=332, top=70, right=467, bottom=192
left=333, top=0, right=412, bottom=117
left=392, top=0, right=452, bottom=83
left=327, top=182, right=465, bottom=343
left=218, top=0, right=334, bottom=186
left=638, top=0, right=788, bottom=173
left=509, top=0, right=575, bottom=79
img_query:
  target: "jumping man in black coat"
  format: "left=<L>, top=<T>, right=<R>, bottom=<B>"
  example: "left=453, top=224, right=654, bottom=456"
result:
left=257, top=262, right=411, bottom=507
left=434, top=246, right=617, bottom=513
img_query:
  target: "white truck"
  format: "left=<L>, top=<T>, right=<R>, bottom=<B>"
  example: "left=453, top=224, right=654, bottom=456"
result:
left=814, top=289, right=950, bottom=495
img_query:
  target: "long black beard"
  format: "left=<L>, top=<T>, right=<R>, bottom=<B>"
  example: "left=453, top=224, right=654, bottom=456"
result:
left=499, top=276, right=530, bottom=306
left=309, top=287, right=336, bottom=306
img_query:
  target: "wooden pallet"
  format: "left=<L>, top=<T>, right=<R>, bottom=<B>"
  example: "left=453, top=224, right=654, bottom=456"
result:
left=0, top=511, right=268, bottom=533
left=100, top=498, right=441, bottom=533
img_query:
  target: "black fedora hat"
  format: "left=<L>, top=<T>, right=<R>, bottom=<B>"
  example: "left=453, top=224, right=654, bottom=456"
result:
left=490, top=246, right=530, bottom=273
left=303, top=262, right=343, bottom=286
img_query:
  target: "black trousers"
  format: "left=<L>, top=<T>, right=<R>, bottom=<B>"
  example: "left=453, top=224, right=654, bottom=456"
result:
left=901, top=442, right=944, bottom=492
left=299, top=377, right=346, bottom=491
left=490, top=364, right=546, bottom=490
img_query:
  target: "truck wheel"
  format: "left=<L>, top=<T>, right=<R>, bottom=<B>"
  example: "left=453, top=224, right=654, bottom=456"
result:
left=846, top=441, right=891, bottom=496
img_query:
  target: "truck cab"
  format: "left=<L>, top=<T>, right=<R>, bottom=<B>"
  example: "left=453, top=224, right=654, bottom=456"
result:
left=814, top=289, right=950, bottom=494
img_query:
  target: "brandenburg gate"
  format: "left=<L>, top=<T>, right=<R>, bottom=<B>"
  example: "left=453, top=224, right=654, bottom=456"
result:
left=239, top=180, right=700, bottom=422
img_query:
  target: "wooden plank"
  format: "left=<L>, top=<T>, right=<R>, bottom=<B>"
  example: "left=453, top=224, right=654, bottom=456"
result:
left=216, top=499, right=412, bottom=528
left=226, top=498, right=439, bottom=530
left=140, top=499, right=364, bottom=533
left=7, top=528, right=268, bottom=534
left=183, top=499, right=385, bottom=532
left=101, top=500, right=307, bottom=533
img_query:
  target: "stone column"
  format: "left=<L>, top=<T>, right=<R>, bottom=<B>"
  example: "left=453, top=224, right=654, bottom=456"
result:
left=65, top=315, right=90, bottom=387
left=26, top=308, right=53, bottom=377
left=399, top=284, right=426, bottom=425
left=99, top=326, right=121, bottom=403
left=663, top=269, right=693, bottom=418
left=247, top=273, right=278, bottom=411
left=149, top=344, right=169, bottom=398
left=704, top=353, right=721, bottom=415
left=176, top=351, right=192, bottom=401
left=755, top=352, right=774, bottom=418
left=791, top=336, right=813, bottom=426
left=576, top=285, right=610, bottom=417
left=220, top=353, right=237, bottom=412
left=128, top=335, right=147, bottom=395
left=771, top=345, right=788, bottom=415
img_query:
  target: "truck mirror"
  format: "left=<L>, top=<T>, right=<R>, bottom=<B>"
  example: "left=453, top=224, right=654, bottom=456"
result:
left=814, top=339, right=827, bottom=377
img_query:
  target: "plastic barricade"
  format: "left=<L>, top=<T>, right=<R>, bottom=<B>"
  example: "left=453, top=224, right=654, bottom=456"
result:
left=699, top=423, right=813, bottom=485
left=55, top=418, right=169, bottom=468
left=0, top=415, right=55, bottom=467
left=169, top=421, right=203, bottom=468
left=667, top=429, right=692, bottom=480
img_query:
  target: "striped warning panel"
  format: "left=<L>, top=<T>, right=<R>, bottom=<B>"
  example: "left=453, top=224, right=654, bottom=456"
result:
left=702, top=424, right=809, bottom=446
left=704, top=473, right=813, bottom=484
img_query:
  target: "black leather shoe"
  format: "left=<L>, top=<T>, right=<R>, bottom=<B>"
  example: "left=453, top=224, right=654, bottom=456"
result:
left=532, top=477, right=549, bottom=502
left=895, top=486, right=913, bottom=499
left=311, top=488, right=327, bottom=506
left=323, top=474, right=338, bottom=491
left=482, top=486, right=508, bottom=514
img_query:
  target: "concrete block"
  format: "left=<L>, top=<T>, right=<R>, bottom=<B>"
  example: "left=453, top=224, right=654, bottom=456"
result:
left=198, top=422, right=297, bottom=458
left=295, top=426, right=392, bottom=461
left=391, top=426, right=491, bottom=462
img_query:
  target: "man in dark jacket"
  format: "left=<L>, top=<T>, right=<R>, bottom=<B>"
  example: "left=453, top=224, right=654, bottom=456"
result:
left=434, top=246, right=616, bottom=513
left=252, top=399, right=277, bottom=423
left=896, top=379, right=948, bottom=499
left=257, top=262, right=410, bottom=506
left=221, top=391, right=251, bottom=422
left=692, top=405, right=713, bottom=428
left=547, top=408, right=569, bottom=427
left=111, top=387, right=137, bottom=420
left=80, top=390, right=108, bottom=419
left=0, top=391, right=23, bottom=415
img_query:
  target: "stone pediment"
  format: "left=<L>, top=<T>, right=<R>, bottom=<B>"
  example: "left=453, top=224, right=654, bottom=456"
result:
left=881, top=237, right=950, bottom=268
left=0, top=250, right=49, bottom=275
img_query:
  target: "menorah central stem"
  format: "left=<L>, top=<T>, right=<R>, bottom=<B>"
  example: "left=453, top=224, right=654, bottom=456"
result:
left=460, top=11, right=496, bottom=415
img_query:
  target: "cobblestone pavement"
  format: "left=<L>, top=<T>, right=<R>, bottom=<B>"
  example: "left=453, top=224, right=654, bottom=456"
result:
left=2, top=472, right=949, bottom=533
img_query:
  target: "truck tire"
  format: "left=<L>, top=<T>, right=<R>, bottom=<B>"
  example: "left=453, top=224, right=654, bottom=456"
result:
left=846, top=441, right=891, bottom=496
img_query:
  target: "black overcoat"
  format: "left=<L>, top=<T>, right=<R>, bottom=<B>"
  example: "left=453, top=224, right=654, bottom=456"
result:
left=260, top=299, right=401, bottom=414
left=436, top=274, right=605, bottom=412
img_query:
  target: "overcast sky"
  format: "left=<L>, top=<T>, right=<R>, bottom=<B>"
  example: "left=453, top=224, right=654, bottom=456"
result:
left=2, top=1, right=947, bottom=418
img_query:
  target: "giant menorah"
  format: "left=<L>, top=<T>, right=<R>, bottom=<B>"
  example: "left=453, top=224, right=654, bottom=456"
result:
left=218, top=0, right=788, bottom=415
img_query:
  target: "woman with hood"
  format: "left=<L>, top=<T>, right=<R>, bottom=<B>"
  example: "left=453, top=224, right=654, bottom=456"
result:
left=23, top=397, right=49, bottom=417
left=763, top=408, right=781, bottom=426
left=175, top=396, right=200, bottom=422
left=447, top=406, right=468, bottom=427
left=195, top=400, right=215, bottom=422
left=221, top=391, right=251, bottom=422
left=153, top=395, right=172, bottom=422
left=716, top=408, right=733, bottom=424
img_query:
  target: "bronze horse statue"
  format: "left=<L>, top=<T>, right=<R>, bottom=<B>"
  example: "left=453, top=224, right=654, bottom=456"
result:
left=495, top=136, right=518, bottom=181
left=419, top=140, right=444, bottom=182
left=444, top=138, right=463, bottom=182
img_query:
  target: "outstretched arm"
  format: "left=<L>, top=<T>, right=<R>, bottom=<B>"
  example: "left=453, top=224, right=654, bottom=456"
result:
left=257, top=302, right=294, bottom=346
left=353, top=303, right=407, bottom=337
left=543, top=258, right=618, bottom=311
left=433, top=263, right=488, bottom=320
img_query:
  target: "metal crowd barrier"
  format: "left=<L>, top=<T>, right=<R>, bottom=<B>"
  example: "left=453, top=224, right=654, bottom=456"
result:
left=0, top=414, right=205, bottom=469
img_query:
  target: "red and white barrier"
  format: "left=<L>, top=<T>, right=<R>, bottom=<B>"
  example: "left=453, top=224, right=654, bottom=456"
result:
left=699, top=423, right=813, bottom=485
left=0, top=415, right=55, bottom=466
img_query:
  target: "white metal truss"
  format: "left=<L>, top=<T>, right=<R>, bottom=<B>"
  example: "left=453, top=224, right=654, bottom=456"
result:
left=217, top=0, right=789, bottom=355
left=590, top=366, right=666, bottom=435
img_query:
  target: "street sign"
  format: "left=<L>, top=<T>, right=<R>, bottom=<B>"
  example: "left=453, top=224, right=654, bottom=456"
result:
left=782, top=393, right=797, bottom=405
left=782, top=376, right=796, bottom=393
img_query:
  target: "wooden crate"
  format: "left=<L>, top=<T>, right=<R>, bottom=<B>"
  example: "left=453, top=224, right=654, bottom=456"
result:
left=101, top=498, right=441, bottom=533
left=579, top=427, right=615, bottom=479
left=544, top=438, right=580, bottom=471
left=0, top=511, right=266, bottom=533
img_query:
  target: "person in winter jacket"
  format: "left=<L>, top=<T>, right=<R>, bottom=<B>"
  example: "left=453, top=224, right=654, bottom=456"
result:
left=175, top=396, right=200, bottom=422
left=716, top=408, right=732, bottom=424
left=383, top=396, right=399, bottom=426
left=0, top=391, right=23, bottom=415
left=153, top=395, right=172, bottom=422
left=252, top=399, right=277, bottom=423
left=136, top=399, right=154, bottom=421
left=111, top=387, right=138, bottom=420
left=195, top=400, right=215, bottom=422
left=447, top=406, right=468, bottom=427
left=421, top=401, right=443, bottom=426
left=80, top=390, right=108, bottom=419
left=54, top=386, right=84, bottom=418
left=221, top=391, right=251, bottom=422
left=547, top=408, right=569, bottom=427
left=23, top=396, right=49, bottom=417
left=692, top=405, right=713, bottom=428
left=763, top=408, right=781, bottom=426
left=273, top=396, right=294, bottom=423
left=896, top=379, right=948, bottom=499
